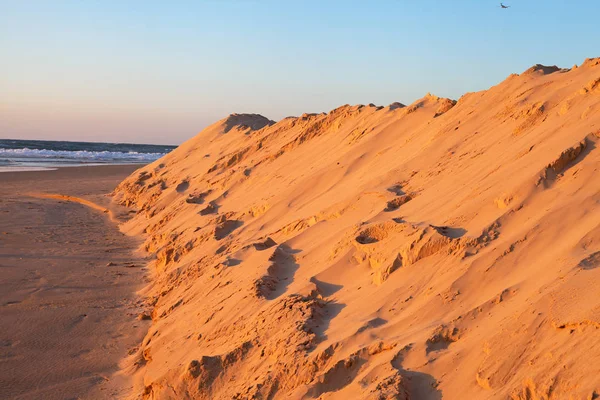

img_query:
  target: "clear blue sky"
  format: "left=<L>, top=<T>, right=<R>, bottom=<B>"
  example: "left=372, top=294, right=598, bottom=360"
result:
left=1, top=1, right=598, bottom=144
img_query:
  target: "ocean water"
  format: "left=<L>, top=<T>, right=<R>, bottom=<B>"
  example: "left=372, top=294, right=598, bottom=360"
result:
left=0, top=139, right=176, bottom=172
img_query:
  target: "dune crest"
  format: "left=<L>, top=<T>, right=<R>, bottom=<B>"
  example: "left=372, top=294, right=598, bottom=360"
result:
left=114, top=58, right=600, bottom=399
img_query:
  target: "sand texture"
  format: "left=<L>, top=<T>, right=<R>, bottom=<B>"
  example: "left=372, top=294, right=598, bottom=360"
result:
left=0, top=165, right=151, bottom=399
left=112, top=59, right=600, bottom=399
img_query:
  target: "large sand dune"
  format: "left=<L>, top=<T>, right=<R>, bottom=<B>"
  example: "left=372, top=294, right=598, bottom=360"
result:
left=114, top=58, right=600, bottom=399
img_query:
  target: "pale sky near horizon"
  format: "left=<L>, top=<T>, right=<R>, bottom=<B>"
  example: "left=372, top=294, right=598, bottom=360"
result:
left=1, top=1, right=599, bottom=145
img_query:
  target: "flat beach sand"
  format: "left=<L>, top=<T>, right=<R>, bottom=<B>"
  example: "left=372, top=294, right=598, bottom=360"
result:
left=0, top=165, right=149, bottom=399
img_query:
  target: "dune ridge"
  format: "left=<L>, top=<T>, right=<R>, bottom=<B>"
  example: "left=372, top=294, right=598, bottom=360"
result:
left=114, top=58, right=600, bottom=399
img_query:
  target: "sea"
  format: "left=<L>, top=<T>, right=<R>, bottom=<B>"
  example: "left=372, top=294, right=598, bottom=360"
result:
left=0, top=139, right=176, bottom=172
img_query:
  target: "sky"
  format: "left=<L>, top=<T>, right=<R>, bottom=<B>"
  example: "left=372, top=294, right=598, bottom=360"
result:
left=1, top=1, right=599, bottom=145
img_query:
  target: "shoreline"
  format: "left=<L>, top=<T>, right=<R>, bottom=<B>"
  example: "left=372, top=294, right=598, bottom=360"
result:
left=0, top=162, right=149, bottom=174
left=0, top=164, right=150, bottom=399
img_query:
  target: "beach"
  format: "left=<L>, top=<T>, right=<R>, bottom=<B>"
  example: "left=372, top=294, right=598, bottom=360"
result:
left=0, top=165, right=149, bottom=399
left=3, top=1, right=599, bottom=398
left=1, top=58, right=600, bottom=400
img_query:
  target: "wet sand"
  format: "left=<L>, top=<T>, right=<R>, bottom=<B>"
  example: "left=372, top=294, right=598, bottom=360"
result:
left=0, top=165, right=150, bottom=399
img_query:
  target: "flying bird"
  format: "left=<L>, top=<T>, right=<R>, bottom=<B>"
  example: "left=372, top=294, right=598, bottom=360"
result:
left=500, top=2, right=510, bottom=8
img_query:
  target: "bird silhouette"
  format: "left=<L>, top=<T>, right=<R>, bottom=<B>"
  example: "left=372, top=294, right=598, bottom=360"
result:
left=500, top=3, right=510, bottom=8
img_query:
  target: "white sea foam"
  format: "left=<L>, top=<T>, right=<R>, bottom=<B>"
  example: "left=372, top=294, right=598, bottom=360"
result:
left=0, top=148, right=165, bottom=162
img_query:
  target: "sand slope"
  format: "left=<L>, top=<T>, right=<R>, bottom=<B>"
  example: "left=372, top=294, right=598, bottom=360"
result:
left=114, top=58, right=600, bottom=399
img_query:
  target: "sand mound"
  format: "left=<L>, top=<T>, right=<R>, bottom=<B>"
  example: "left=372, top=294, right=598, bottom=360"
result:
left=522, top=64, right=561, bottom=75
left=219, top=113, right=275, bottom=134
left=114, top=57, right=600, bottom=399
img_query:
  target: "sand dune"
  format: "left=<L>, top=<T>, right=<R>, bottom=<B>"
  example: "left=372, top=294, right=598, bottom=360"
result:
left=113, top=58, right=600, bottom=399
